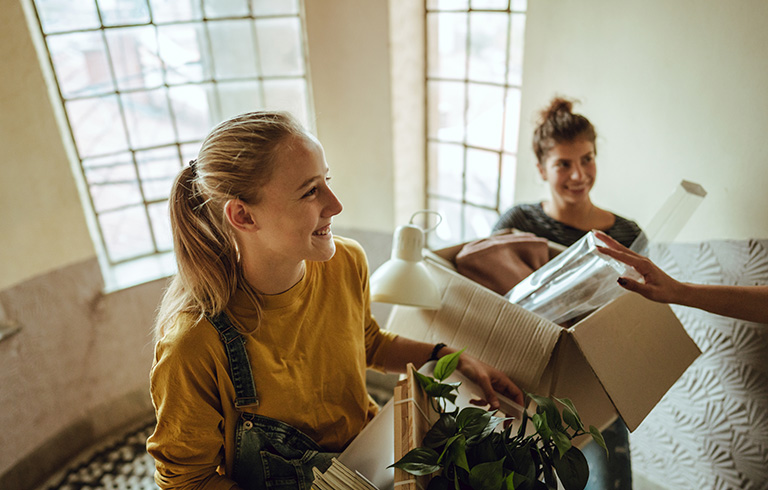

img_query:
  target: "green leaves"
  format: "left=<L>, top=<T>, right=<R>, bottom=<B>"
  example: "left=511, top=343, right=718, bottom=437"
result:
left=393, top=348, right=603, bottom=490
left=434, top=348, right=464, bottom=381
left=589, top=425, right=608, bottom=457
left=469, top=458, right=506, bottom=490
left=390, top=447, right=441, bottom=475
left=551, top=447, right=589, bottom=490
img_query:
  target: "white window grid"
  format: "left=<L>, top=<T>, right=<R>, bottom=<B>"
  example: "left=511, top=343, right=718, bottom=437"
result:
left=29, top=0, right=313, bottom=291
left=425, top=0, right=527, bottom=249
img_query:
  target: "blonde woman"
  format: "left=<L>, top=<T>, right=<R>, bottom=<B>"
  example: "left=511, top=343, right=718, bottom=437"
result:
left=147, top=112, right=524, bottom=490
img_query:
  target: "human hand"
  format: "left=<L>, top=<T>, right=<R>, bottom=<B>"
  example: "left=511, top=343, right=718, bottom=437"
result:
left=594, top=230, right=685, bottom=304
left=455, top=353, right=524, bottom=410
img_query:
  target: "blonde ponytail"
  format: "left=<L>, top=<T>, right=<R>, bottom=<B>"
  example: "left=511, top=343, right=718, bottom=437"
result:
left=155, top=112, right=307, bottom=340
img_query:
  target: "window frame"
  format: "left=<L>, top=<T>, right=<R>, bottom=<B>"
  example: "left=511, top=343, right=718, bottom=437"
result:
left=424, top=0, right=527, bottom=249
left=25, top=0, right=315, bottom=292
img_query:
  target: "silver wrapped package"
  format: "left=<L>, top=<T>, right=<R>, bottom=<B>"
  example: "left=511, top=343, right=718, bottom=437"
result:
left=505, top=231, right=644, bottom=325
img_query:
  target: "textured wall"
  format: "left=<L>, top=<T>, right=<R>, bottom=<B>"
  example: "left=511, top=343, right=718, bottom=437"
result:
left=631, top=240, right=768, bottom=489
left=0, top=259, right=163, bottom=490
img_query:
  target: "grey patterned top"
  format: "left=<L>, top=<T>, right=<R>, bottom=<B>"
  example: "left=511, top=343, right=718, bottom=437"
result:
left=493, top=202, right=642, bottom=248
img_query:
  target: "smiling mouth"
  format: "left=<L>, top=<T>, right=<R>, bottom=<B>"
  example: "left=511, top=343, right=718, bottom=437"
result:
left=313, top=225, right=332, bottom=236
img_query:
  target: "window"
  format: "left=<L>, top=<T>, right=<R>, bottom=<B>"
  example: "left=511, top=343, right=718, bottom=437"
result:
left=425, top=0, right=526, bottom=248
left=28, top=0, right=313, bottom=291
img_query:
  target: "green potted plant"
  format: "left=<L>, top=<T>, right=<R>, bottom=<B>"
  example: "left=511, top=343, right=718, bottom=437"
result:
left=390, top=350, right=608, bottom=490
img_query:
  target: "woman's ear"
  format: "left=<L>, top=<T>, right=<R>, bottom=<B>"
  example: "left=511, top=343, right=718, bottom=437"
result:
left=224, top=199, right=258, bottom=231
left=536, top=162, right=547, bottom=181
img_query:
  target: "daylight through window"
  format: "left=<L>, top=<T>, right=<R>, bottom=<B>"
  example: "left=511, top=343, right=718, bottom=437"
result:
left=29, top=0, right=312, bottom=290
left=425, top=0, right=526, bottom=249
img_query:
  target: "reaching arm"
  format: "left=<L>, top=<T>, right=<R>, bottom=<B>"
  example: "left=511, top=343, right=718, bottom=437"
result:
left=595, top=230, right=768, bottom=323
left=381, top=335, right=525, bottom=409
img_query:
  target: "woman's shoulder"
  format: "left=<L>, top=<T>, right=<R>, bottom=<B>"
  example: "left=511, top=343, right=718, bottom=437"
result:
left=607, top=213, right=643, bottom=248
left=155, top=313, right=224, bottom=362
left=494, top=203, right=543, bottom=230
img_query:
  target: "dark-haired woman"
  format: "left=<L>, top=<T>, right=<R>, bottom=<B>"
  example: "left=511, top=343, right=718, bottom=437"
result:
left=494, top=97, right=639, bottom=490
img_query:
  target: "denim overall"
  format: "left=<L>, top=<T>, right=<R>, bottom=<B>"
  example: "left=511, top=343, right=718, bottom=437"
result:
left=208, top=312, right=336, bottom=490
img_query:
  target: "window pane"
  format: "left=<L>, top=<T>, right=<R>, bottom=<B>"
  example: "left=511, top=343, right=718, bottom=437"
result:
left=504, top=88, right=522, bottom=153
left=217, top=80, right=264, bottom=122
left=428, top=142, right=464, bottom=198
left=148, top=201, right=173, bottom=252
left=99, top=0, right=150, bottom=26
left=254, top=18, right=304, bottom=77
left=35, top=0, right=100, bottom=34
left=181, top=142, right=202, bottom=164
left=507, top=13, right=526, bottom=86
left=466, top=148, right=499, bottom=208
left=427, top=12, right=467, bottom=80
left=209, top=20, right=259, bottom=79
left=49, top=32, right=115, bottom=98
left=149, top=0, right=202, bottom=23
left=204, top=0, right=248, bottom=18
left=427, top=0, right=469, bottom=9
left=121, top=88, right=176, bottom=149
left=263, top=79, right=309, bottom=126
left=157, top=24, right=211, bottom=84
left=136, top=146, right=181, bottom=202
left=470, top=0, right=509, bottom=10
left=169, top=84, right=217, bottom=142
left=430, top=197, right=463, bottom=249
left=499, top=153, right=517, bottom=212
left=67, top=96, right=129, bottom=157
left=466, top=83, right=504, bottom=150
left=468, top=12, right=508, bottom=84
left=99, top=205, right=155, bottom=261
left=427, top=80, right=465, bottom=143
left=464, top=205, right=497, bottom=241
left=84, top=154, right=142, bottom=212
left=251, top=0, right=299, bottom=15
left=511, top=0, right=527, bottom=11
left=106, top=26, right=164, bottom=91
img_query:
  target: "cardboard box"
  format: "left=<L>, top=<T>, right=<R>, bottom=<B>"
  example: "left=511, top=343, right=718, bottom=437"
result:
left=383, top=245, right=701, bottom=432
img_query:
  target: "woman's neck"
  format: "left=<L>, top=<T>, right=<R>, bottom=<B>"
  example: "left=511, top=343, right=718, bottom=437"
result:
left=241, top=254, right=306, bottom=295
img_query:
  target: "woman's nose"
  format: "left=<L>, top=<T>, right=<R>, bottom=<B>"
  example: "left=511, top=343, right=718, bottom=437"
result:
left=570, top=164, right=585, bottom=180
left=324, top=188, right=344, bottom=217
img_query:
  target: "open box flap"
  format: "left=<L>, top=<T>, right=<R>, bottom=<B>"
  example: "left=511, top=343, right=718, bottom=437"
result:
left=385, top=255, right=564, bottom=392
left=569, top=293, right=701, bottom=431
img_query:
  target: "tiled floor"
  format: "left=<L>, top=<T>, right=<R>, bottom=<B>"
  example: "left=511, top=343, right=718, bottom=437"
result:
left=34, top=385, right=397, bottom=490
left=37, top=418, right=158, bottom=490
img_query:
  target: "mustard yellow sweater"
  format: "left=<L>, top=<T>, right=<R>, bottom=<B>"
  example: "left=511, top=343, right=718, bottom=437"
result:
left=147, top=237, right=397, bottom=490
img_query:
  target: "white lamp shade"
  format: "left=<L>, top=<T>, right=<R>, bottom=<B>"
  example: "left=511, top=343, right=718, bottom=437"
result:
left=370, top=224, right=442, bottom=309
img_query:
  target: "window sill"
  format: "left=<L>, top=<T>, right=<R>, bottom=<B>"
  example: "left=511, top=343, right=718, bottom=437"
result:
left=102, top=252, right=176, bottom=293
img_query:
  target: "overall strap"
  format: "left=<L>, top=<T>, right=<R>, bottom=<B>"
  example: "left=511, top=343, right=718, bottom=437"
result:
left=207, top=312, right=260, bottom=408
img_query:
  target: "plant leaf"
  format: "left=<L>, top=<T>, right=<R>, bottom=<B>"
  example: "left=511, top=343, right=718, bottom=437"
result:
left=528, top=394, right=562, bottom=430
left=456, top=406, right=492, bottom=437
left=426, top=475, right=452, bottom=490
left=469, top=458, right=506, bottom=490
left=504, top=471, right=516, bottom=490
left=424, top=381, right=462, bottom=399
left=532, top=413, right=552, bottom=440
left=424, top=413, right=458, bottom=449
left=552, top=447, right=589, bottom=490
left=443, top=433, right=470, bottom=473
left=552, top=430, right=572, bottom=459
left=434, top=348, right=465, bottom=381
left=555, top=397, right=583, bottom=431
left=390, top=447, right=441, bottom=476
left=589, top=425, right=608, bottom=457
left=413, top=368, right=437, bottom=391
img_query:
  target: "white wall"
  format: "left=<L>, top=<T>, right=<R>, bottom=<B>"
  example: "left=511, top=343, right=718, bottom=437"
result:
left=304, top=0, right=397, bottom=233
left=516, top=0, right=768, bottom=242
left=0, top=0, right=95, bottom=291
